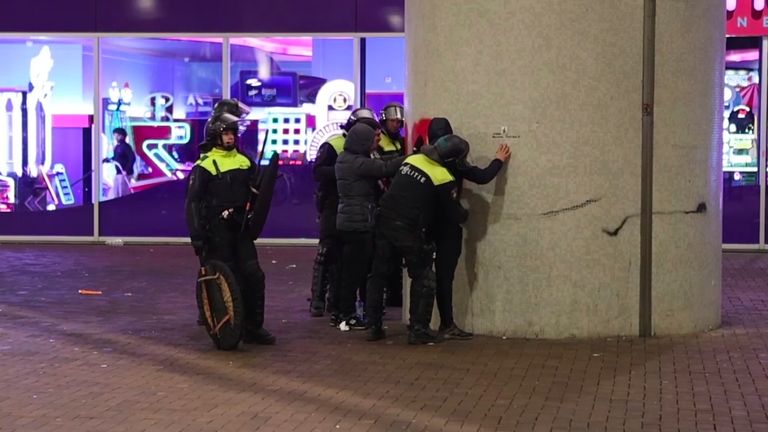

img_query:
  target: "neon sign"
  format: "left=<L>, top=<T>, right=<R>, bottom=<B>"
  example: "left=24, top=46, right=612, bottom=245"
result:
left=27, top=46, right=54, bottom=177
left=727, top=0, right=768, bottom=35
left=0, top=92, right=23, bottom=176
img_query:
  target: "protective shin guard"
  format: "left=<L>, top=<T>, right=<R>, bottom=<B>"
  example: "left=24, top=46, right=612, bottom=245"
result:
left=309, top=246, right=328, bottom=316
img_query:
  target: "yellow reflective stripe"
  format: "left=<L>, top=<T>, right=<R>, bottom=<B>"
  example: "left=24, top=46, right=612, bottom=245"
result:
left=195, top=149, right=251, bottom=175
left=404, top=154, right=454, bottom=186
left=379, top=134, right=401, bottom=153
left=328, top=135, right=346, bottom=154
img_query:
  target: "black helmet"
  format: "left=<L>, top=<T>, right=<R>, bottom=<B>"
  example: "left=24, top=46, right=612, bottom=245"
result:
left=204, top=112, right=240, bottom=147
left=380, top=103, right=404, bottom=122
left=212, top=98, right=250, bottom=119
left=424, top=134, right=469, bottom=168
left=342, top=107, right=379, bottom=132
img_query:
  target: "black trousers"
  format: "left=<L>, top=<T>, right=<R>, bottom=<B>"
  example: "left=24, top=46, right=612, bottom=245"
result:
left=338, top=230, right=373, bottom=320
left=205, top=218, right=266, bottom=331
left=366, top=218, right=436, bottom=331
left=384, top=251, right=403, bottom=307
left=310, top=203, right=341, bottom=313
left=434, top=223, right=462, bottom=328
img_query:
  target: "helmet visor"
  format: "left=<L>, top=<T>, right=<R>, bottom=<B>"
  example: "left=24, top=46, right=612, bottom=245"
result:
left=381, top=105, right=405, bottom=121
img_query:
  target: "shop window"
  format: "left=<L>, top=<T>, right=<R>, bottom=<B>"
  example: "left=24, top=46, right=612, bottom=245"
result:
left=0, top=37, right=94, bottom=236
left=98, top=37, right=222, bottom=237
left=230, top=37, right=355, bottom=238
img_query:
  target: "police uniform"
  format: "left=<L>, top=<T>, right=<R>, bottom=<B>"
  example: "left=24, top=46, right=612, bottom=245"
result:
left=185, top=113, right=275, bottom=345
left=365, top=136, right=470, bottom=344
left=374, top=103, right=407, bottom=308
left=309, top=134, right=346, bottom=319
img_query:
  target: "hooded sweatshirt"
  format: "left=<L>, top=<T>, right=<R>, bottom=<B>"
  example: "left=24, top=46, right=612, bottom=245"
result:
left=427, top=117, right=504, bottom=187
left=335, top=123, right=406, bottom=231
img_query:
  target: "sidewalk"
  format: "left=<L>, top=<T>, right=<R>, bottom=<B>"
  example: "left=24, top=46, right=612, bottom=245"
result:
left=0, top=244, right=764, bottom=431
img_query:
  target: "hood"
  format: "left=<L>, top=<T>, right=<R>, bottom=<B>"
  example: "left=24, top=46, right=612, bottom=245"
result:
left=343, top=123, right=376, bottom=155
left=428, top=117, right=453, bottom=145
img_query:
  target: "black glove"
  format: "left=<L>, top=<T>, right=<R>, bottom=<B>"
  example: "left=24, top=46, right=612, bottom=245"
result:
left=191, top=239, right=207, bottom=258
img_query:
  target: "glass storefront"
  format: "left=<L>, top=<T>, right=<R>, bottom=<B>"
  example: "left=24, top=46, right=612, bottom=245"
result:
left=723, top=37, right=761, bottom=244
left=230, top=37, right=355, bottom=238
left=97, top=37, right=223, bottom=237
left=0, top=37, right=94, bottom=236
left=363, top=37, right=405, bottom=122
left=0, top=35, right=404, bottom=240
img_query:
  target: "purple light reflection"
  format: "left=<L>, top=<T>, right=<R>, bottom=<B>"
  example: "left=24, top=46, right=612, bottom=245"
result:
left=164, top=36, right=314, bottom=58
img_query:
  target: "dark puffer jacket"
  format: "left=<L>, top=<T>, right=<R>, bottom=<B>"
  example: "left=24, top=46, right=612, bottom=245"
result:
left=335, top=123, right=406, bottom=232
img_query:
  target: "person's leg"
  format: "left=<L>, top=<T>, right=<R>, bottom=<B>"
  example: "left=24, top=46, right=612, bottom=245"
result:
left=310, top=206, right=338, bottom=316
left=385, top=222, right=440, bottom=345
left=434, top=224, right=472, bottom=338
left=384, top=250, right=404, bottom=307
left=337, top=231, right=371, bottom=329
left=235, top=236, right=275, bottom=345
left=365, top=226, right=395, bottom=341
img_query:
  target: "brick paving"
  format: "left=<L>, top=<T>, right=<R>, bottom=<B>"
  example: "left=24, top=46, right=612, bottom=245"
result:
left=0, top=245, right=767, bottom=431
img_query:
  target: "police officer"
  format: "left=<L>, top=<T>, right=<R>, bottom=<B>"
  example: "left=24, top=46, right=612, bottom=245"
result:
left=377, top=102, right=405, bottom=162
left=185, top=111, right=276, bottom=345
left=375, top=102, right=407, bottom=307
left=365, top=135, right=470, bottom=344
left=309, top=108, right=379, bottom=326
left=427, top=117, right=511, bottom=340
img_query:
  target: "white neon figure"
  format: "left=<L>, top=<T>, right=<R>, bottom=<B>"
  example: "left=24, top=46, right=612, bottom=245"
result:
left=108, top=81, right=120, bottom=103
left=756, top=0, right=766, bottom=11
left=727, top=0, right=738, bottom=11
left=307, top=79, right=355, bottom=161
left=27, top=45, right=54, bottom=177
left=120, top=82, right=133, bottom=104
left=0, top=92, right=24, bottom=176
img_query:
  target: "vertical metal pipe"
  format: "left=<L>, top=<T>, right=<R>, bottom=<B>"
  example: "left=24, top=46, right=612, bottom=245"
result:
left=640, top=0, right=656, bottom=337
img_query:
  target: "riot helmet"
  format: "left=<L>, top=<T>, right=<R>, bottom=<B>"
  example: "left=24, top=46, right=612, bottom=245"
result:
left=380, top=102, right=405, bottom=138
left=204, top=112, right=241, bottom=151
left=380, top=103, right=405, bottom=122
left=423, top=134, right=470, bottom=170
left=212, top=98, right=251, bottom=119
left=342, top=107, right=379, bottom=132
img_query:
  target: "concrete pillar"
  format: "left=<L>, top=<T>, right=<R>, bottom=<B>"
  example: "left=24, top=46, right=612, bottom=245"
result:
left=406, top=0, right=723, bottom=337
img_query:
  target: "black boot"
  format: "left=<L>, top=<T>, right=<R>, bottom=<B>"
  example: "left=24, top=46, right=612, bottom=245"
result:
left=408, top=327, right=441, bottom=345
left=408, top=272, right=439, bottom=345
left=366, top=325, right=386, bottom=341
left=440, top=323, right=473, bottom=340
left=242, top=327, right=276, bottom=345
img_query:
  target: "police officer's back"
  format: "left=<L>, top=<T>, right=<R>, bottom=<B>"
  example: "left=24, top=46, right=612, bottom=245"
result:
left=366, top=135, right=470, bottom=344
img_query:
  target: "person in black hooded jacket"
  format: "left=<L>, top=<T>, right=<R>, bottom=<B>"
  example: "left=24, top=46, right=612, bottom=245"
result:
left=426, top=117, right=511, bottom=340
left=309, top=108, right=380, bottom=324
left=335, top=122, right=406, bottom=330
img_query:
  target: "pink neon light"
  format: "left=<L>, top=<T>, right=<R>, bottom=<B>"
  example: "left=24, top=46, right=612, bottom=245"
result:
left=756, top=0, right=766, bottom=11
left=728, top=0, right=738, bottom=11
left=164, top=37, right=313, bottom=58
left=726, top=49, right=761, bottom=63
left=52, top=114, right=91, bottom=128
